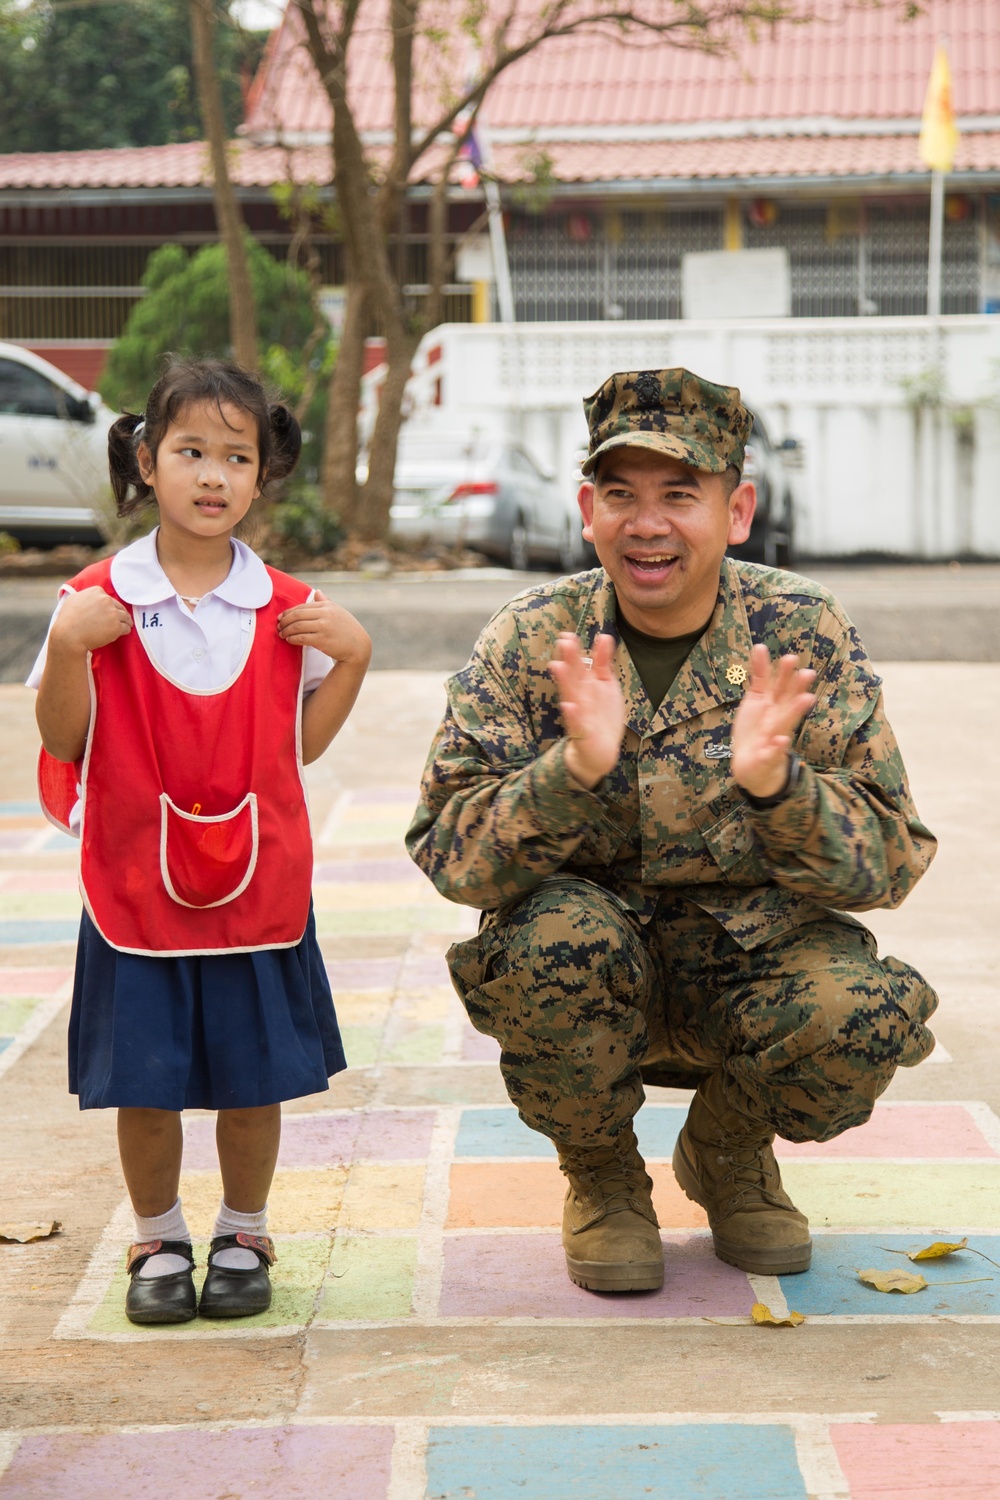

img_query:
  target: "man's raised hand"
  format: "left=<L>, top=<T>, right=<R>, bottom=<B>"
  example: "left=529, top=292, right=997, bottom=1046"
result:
left=731, top=644, right=817, bottom=801
left=549, top=632, right=626, bottom=790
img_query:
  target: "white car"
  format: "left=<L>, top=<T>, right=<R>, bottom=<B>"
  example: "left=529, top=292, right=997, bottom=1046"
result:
left=386, top=428, right=589, bottom=571
left=0, top=343, right=116, bottom=544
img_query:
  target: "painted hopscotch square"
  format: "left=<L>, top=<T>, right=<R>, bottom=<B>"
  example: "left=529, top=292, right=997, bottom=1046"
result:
left=778, top=1234, right=1000, bottom=1318
left=174, top=1164, right=425, bottom=1234
left=779, top=1162, right=1000, bottom=1229
left=453, top=1102, right=1000, bottom=1163
left=425, top=1423, right=808, bottom=1500
left=439, top=1232, right=751, bottom=1319
left=446, top=1161, right=707, bottom=1230
left=88, top=1237, right=332, bottom=1336
left=319, top=1234, right=418, bottom=1320
left=0, top=1424, right=394, bottom=1500
left=832, top=1421, right=1000, bottom=1500
left=183, top=1109, right=436, bottom=1170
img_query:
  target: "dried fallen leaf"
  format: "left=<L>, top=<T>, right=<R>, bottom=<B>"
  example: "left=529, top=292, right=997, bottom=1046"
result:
left=0, top=1221, right=62, bottom=1244
left=750, top=1302, right=806, bottom=1326
left=908, top=1238, right=968, bottom=1261
left=857, top=1267, right=928, bottom=1294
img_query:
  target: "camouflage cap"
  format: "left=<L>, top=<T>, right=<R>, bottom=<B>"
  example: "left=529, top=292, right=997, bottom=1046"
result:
left=581, top=367, right=752, bottom=478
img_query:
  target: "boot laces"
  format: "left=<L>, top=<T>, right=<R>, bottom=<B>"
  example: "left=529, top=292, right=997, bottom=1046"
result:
left=715, top=1142, right=785, bottom=1211
left=560, top=1145, right=647, bottom=1211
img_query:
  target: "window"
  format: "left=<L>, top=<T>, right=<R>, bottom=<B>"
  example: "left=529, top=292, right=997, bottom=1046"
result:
left=0, top=359, right=64, bottom=418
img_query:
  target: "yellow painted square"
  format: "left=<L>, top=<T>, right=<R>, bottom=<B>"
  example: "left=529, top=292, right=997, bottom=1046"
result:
left=178, top=1167, right=348, bottom=1235
left=339, top=1163, right=425, bottom=1229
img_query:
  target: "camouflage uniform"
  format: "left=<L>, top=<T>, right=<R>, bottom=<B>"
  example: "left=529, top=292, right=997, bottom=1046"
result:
left=406, top=372, right=938, bottom=1152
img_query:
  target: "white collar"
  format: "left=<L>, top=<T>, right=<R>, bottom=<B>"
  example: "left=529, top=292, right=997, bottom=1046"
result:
left=109, top=528, right=273, bottom=608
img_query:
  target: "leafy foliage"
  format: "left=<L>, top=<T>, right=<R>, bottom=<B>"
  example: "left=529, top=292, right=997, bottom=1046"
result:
left=269, top=485, right=345, bottom=557
left=98, top=238, right=323, bottom=413
left=0, top=0, right=264, bottom=153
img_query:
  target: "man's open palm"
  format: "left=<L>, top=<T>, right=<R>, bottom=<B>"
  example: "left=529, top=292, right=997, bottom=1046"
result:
left=549, top=632, right=626, bottom=790
left=731, top=645, right=816, bottom=800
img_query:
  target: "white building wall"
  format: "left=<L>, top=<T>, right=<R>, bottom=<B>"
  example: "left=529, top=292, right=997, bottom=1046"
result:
left=398, top=316, right=1000, bottom=559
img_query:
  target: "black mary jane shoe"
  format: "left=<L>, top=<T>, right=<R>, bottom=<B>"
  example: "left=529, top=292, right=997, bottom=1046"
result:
left=198, top=1232, right=276, bottom=1319
left=124, top=1238, right=197, bottom=1325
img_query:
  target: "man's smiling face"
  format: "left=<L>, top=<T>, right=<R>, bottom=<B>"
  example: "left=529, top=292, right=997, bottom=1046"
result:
left=578, top=446, right=755, bottom=637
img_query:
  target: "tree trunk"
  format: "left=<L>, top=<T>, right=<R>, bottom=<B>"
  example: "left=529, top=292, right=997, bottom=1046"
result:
left=189, top=0, right=257, bottom=370
left=321, top=276, right=367, bottom=532
left=357, top=328, right=418, bottom=543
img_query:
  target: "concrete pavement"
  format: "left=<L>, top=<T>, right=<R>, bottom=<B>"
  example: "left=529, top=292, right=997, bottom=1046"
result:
left=1, top=659, right=999, bottom=1497
left=3, top=561, right=1000, bottom=679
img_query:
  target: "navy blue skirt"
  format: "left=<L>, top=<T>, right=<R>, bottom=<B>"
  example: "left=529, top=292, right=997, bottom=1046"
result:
left=69, top=904, right=347, bottom=1111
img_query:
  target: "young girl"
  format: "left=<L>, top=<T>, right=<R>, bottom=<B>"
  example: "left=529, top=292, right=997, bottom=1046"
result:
left=30, top=358, right=371, bottom=1325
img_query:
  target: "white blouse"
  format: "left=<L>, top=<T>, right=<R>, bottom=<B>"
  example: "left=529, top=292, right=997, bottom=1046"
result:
left=27, top=529, right=334, bottom=695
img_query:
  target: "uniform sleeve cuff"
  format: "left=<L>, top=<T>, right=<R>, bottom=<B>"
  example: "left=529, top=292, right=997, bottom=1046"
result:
left=745, top=759, right=819, bottom=849
left=523, top=738, right=607, bottom=832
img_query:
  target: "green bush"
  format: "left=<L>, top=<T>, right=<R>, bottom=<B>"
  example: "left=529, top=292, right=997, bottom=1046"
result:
left=269, top=486, right=345, bottom=558
left=99, top=237, right=328, bottom=414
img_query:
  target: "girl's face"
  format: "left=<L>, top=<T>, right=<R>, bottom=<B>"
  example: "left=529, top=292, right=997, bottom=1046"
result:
left=138, top=399, right=263, bottom=545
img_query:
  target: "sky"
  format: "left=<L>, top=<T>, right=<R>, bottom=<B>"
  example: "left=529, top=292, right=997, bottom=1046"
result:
left=231, top=0, right=282, bottom=31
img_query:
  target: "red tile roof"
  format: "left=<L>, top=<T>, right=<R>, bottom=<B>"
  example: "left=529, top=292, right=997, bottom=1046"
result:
left=0, top=0, right=997, bottom=193
left=246, top=0, right=1000, bottom=138
left=0, top=129, right=996, bottom=194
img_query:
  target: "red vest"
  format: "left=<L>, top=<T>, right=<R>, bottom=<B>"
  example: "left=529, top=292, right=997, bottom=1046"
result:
left=38, top=558, right=315, bottom=956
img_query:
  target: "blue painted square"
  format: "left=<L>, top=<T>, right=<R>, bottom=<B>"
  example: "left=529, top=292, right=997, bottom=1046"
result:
left=0, top=921, right=80, bottom=945
left=41, top=832, right=79, bottom=852
left=0, top=801, right=44, bottom=816
left=778, top=1233, right=1000, bottom=1316
left=425, top=1424, right=807, bottom=1500
left=454, top=1106, right=687, bottom=1160
left=0, top=1037, right=11, bottom=1054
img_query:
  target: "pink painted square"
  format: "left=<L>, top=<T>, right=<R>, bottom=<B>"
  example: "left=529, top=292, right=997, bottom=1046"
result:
left=183, top=1109, right=436, bottom=1169
left=0, top=967, right=71, bottom=998
left=461, top=1027, right=502, bottom=1062
left=0, top=1425, right=393, bottom=1500
left=775, top=1105, right=999, bottom=1160
left=440, top=1231, right=751, bottom=1318
left=832, top=1422, right=1000, bottom=1500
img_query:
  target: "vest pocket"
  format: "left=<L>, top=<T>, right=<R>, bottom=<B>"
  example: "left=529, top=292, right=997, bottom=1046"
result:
left=159, top=793, right=259, bottom=909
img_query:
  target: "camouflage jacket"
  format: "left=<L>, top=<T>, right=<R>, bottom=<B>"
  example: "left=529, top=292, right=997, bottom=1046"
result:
left=406, top=560, right=936, bottom=950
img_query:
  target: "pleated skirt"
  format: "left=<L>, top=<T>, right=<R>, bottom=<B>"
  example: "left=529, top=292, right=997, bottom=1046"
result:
left=68, top=904, right=347, bottom=1111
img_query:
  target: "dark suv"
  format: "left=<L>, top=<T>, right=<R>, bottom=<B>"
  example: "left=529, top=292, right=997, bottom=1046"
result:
left=728, top=412, right=800, bottom=570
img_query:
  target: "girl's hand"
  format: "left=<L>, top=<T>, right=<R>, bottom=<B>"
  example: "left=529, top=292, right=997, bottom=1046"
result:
left=50, top=586, right=132, bottom=656
left=277, top=591, right=372, bottom=666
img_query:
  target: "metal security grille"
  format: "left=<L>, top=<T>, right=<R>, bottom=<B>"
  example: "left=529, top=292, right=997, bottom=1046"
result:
left=613, top=209, right=724, bottom=320
left=744, top=205, right=859, bottom=318
left=867, top=204, right=980, bottom=316
left=507, top=209, right=724, bottom=321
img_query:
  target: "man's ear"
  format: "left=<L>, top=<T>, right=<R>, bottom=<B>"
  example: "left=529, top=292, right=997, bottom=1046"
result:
left=727, top=480, right=756, bottom=547
left=578, top=482, right=596, bottom=543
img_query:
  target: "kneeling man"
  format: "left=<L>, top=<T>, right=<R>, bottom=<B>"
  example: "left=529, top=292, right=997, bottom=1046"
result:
left=407, top=368, right=938, bottom=1291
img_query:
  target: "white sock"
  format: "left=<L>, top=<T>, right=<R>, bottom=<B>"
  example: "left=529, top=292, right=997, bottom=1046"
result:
left=211, top=1201, right=269, bottom=1270
left=133, top=1198, right=192, bottom=1279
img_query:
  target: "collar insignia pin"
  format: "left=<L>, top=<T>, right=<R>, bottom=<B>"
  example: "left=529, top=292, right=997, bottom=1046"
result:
left=725, top=663, right=748, bottom=687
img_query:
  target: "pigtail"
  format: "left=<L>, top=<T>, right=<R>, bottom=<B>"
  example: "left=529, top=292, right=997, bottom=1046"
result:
left=264, top=403, right=302, bottom=489
left=108, top=411, right=154, bottom=516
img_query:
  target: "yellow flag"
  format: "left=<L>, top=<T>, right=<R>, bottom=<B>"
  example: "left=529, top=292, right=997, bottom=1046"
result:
left=919, top=43, right=959, bottom=173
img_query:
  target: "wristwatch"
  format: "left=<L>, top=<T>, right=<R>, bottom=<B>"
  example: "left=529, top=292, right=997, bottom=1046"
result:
left=744, top=752, right=801, bottom=810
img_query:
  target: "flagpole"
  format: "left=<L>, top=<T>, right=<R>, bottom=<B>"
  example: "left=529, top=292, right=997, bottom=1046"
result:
left=927, top=167, right=945, bottom=318
left=476, top=115, right=516, bottom=324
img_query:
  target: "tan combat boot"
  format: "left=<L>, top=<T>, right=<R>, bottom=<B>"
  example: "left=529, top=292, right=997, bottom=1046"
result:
left=672, top=1071, right=812, bottom=1274
left=557, top=1128, right=664, bottom=1292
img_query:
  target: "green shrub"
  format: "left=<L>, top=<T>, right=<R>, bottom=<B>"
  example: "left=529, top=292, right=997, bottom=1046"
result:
left=269, top=486, right=345, bottom=557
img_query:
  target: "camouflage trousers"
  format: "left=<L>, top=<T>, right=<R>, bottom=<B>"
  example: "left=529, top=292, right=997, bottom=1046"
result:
left=447, top=877, right=938, bottom=1149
